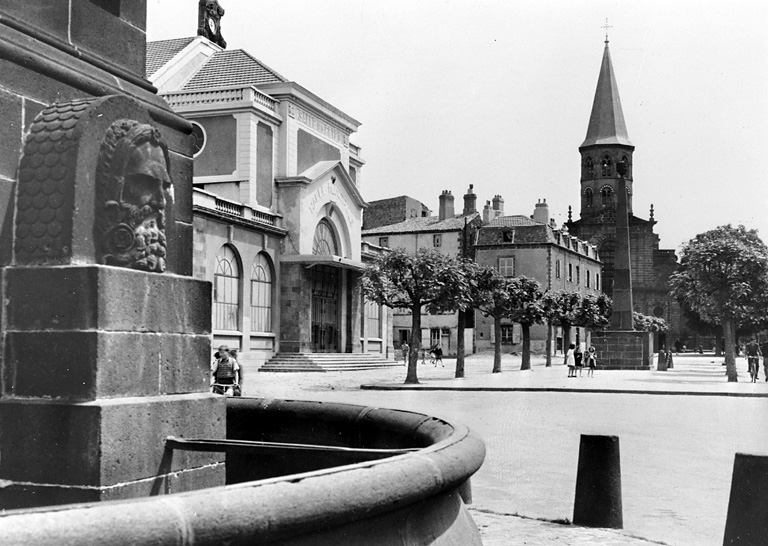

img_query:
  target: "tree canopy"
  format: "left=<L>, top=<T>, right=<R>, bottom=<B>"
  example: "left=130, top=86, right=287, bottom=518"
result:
left=669, top=224, right=768, bottom=381
left=363, top=248, right=473, bottom=384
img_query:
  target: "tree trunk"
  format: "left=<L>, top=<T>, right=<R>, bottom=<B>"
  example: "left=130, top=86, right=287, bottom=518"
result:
left=455, top=310, right=465, bottom=378
left=493, top=314, right=502, bottom=373
left=520, top=323, right=531, bottom=370
left=406, top=304, right=422, bottom=384
left=545, top=322, right=553, bottom=367
left=722, top=318, right=738, bottom=382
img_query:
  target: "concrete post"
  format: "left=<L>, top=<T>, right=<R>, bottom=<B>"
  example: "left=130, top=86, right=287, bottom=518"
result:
left=573, top=435, right=623, bottom=528
left=723, top=453, right=768, bottom=545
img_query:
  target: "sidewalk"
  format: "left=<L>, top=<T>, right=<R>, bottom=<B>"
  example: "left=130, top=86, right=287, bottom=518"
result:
left=244, top=352, right=758, bottom=546
left=246, top=351, right=768, bottom=399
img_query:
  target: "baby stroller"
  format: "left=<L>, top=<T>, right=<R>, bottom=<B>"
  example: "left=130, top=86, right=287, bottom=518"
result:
left=211, top=382, right=241, bottom=396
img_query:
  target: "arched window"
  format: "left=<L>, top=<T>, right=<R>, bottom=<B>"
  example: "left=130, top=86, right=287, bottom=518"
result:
left=584, top=187, right=594, bottom=207
left=621, top=155, right=630, bottom=177
left=600, top=185, right=613, bottom=205
left=585, top=156, right=594, bottom=177
left=313, top=219, right=338, bottom=255
left=250, top=253, right=273, bottom=332
left=601, top=155, right=612, bottom=177
left=214, top=245, right=240, bottom=331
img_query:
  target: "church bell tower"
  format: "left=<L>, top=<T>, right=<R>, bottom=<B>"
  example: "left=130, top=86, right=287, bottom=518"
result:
left=578, top=38, right=634, bottom=220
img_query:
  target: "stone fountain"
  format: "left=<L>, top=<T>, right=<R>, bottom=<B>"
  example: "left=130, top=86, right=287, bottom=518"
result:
left=0, top=3, right=485, bottom=544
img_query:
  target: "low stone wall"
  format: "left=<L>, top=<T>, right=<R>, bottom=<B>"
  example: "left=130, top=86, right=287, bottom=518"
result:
left=591, top=330, right=653, bottom=370
left=0, top=398, right=486, bottom=546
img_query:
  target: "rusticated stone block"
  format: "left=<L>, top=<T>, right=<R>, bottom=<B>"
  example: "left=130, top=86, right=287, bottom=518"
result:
left=0, top=394, right=225, bottom=488
left=70, top=0, right=146, bottom=77
left=168, top=151, right=193, bottom=224
left=0, top=1, right=71, bottom=43
left=0, top=89, right=22, bottom=180
left=166, top=221, right=194, bottom=277
left=7, top=266, right=211, bottom=334
left=4, top=331, right=210, bottom=399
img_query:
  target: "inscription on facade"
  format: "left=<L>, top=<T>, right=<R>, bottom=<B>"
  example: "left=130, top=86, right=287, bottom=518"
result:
left=308, top=181, right=350, bottom=217
left=288, top=104, right=349, bottom=146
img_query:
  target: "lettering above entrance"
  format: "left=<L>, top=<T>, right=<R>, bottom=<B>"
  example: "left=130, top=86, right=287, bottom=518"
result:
left=288, top=104, right=349, bottom=146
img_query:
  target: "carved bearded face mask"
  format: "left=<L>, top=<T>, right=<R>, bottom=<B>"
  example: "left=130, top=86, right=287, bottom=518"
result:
left=96, top=120, right=171, bottom=273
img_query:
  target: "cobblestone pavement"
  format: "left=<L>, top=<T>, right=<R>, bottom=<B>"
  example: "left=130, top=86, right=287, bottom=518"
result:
left=241, top=352, right=766, bottom=545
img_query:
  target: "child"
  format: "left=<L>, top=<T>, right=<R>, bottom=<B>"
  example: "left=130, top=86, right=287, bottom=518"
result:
left=586, top=345, right=597, bottom=377
left=566, top=343, right=576, bottom=377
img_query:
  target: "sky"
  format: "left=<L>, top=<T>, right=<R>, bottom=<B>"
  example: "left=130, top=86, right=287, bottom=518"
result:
left=146, top=0, right=768, bottom=252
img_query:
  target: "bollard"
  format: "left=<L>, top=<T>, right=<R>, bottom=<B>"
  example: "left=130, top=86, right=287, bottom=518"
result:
left=667, top=352, right=674, bottom=369
left=573, top=435, right=623, bottom=528
left=723, top=453, right=768, bottom=545
left=657, top=351, right=667, bottom=371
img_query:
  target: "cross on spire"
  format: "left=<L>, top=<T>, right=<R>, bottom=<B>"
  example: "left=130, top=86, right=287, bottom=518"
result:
left=602, top=18, right=612, bottom=44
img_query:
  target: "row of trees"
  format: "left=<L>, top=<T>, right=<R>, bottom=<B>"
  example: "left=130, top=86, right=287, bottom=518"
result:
left=362, top=248, right=618, bottom=384
left=363, top=224, right=768, bottom=384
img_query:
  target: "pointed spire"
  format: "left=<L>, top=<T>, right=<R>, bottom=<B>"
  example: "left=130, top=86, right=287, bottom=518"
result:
left=580, top=42, right=632, bottom=148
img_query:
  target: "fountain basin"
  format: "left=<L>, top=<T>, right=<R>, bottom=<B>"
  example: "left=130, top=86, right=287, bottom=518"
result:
left=0, top=397, right=486, bottom=545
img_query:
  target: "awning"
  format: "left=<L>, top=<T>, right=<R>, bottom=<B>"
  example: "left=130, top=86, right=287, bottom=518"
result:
left=280, top=254, right=366, bottom=272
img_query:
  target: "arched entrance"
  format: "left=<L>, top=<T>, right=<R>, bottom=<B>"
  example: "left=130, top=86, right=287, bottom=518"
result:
left=311, top=220, right=340, bottom=352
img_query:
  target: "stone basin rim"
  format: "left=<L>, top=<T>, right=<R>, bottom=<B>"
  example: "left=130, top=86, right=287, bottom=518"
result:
left=0, top=397, right=486, bottom=546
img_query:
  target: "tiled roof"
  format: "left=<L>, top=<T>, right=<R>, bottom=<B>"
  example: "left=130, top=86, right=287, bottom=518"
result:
left=486, top=215, right=542, bottom=227
left=146, top=37, right=195, bottom=77
left=362, top=213, right=480, bottom=235
left=182, top=49, right=288, bottom=90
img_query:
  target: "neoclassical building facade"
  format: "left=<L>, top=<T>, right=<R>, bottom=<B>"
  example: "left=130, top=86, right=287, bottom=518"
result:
left=148, top=34, right=390, bottom=367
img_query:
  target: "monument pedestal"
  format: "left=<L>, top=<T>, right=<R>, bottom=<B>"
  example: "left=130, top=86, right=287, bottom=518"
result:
left=0, top=266, right=225, bottom=509
left=591, top=330, right=653, bottom=370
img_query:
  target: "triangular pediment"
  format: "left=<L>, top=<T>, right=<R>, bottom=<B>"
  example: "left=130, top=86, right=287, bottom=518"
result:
left=295, top=160, right=367, bottom=211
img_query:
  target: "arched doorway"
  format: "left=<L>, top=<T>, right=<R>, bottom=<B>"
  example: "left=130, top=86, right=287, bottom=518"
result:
left=311, top=219, right=340, bottom=352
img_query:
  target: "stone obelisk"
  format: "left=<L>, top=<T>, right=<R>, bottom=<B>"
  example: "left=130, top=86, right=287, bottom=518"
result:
left=611, top=161, right=634, bottom=330
left=591, top=160, right=652, bottom=369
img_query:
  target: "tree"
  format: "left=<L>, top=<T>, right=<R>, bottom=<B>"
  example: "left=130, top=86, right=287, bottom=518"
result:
left=472, top=266, right=515, bottom=373
left=669, top=225, right=768, bottom=382
left=362, top=248, right=472, bottom=384
left=577, top=293, right=613, bottom=331
left=633, top=312, right=668, bottom=333
left=541, top=291, right=582, bottom=366
left=505, top=276, right=544, bottom=371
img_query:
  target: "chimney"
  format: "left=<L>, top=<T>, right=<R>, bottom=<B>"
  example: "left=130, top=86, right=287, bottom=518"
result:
left=533, top=198, right=550, bottom=225
left=492, top=194, right=504, bottom=216
left=482, top=200, right=492, bottom=223
left=438, top=190, right=455, bottom=221
left=463, top=184, right=477, bottom=215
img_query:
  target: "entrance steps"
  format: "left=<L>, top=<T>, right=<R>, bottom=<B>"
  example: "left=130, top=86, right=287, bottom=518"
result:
left=259, top=352, right=399, bottom=373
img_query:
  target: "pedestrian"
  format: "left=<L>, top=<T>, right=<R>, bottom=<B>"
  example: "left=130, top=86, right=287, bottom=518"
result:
left=574, top=343, right=584, bottom=377
left=433, top=344, right=443, bottom=367
left=401, top=341, right=409, bottom=366
left=566, top=343, right=576, bottom=377
left=746, top=337, right=761, bottom=382
left=211, top=344, right=240, bottom=395
left=586, top=345, right=597, bottom=377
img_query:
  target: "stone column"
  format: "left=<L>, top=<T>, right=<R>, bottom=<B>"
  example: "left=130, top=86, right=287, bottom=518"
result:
left=0, top=96, right=225, bottom=509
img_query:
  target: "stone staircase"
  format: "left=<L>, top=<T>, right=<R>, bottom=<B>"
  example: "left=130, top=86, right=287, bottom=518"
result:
left=259, top=352, right=399, bottom=373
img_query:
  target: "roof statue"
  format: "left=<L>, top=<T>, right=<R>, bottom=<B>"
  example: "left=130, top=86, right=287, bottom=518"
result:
left=198, top=0, right=227, bottom=49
